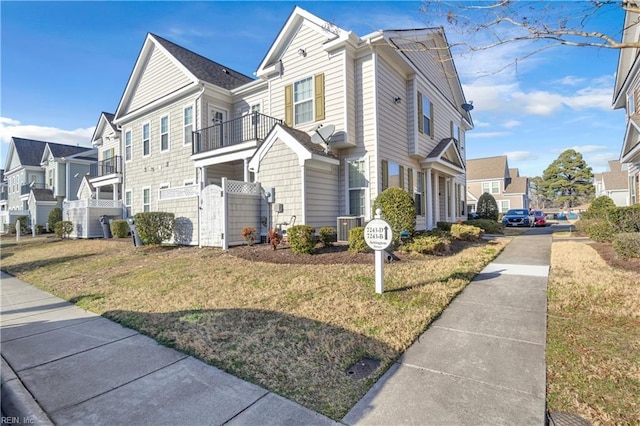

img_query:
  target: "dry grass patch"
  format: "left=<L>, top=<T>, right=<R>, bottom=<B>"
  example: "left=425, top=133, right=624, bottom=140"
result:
left=547, top=241, right=640, bottom=424
left=1, top=236, right=506, bottom=419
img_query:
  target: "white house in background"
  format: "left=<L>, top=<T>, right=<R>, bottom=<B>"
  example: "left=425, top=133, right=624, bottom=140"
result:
left=612, top=6, right=640, bottom=205
left=2, top=137, right=95, bottom=230
left=112, top=6, right=473, bottom=247
left=594, top=160, right=630, bottom=206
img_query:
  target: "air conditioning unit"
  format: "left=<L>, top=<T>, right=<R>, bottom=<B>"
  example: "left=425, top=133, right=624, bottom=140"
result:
left=337, top=216, right=364, bottom=242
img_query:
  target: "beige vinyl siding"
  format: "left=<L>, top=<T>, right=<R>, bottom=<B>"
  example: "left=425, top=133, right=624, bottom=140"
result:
left=353, top=55, right=377, bottom=208
left=255, top=139, right=303, bottom=229
left=376, top=57, right=409, bottom=164
left=305, top=165, right=339, bottom=228
left=122, top=95, right=199, bottom=215
left=204, top=163, right=245, bottom=181
left=269, top=23, right=345, bottom=132
left=129, top=45, right=191, bottom=113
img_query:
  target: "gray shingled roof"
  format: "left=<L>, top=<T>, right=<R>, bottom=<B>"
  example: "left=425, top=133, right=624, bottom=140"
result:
left=426, top=138, right=454, bottom=158
left=505, top=176, right=528, bottom=194
left=31, top=188, right=56, bottom=202
left=277, top=125, right=338, bottom=159
left=12, top=137, right=92, bottom=167
left=151, top=33, right=254, bottom=90
left=466, top=156, right=508, bottom=180
left=602, top=171, right=629, bottom=190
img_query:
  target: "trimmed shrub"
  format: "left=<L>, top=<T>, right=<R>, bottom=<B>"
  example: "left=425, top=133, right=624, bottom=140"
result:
left=436, top=221, right=452, bottom=232
left=402, top=234, right=450, bottom=255
left=348, top=226, right=369, bottom=253
left=318, top=227, right=336, bottom=247
left=465, top=218, right=503, bottom=234
left=373, top=187, right=416, bottom=246
left=287, top=225, right=316, bottom=254
left=133, top=212, right=175, bottom=245
left=582, top=195, right=615, bottom=219
left=54, top=221, right=73, bottom=239
left=581, top=218, right=615, bottom=242
left=477, top=193, right=499, bottom=221
left=48, top=207, right=63, bottom=232
left=241, top=226, right=256, bottom=246
left=110, top=220, right=129, bottom=238
left=35, top=224, right=44, bottom=234
left=607, top=205, right=640, bottom=233
left=612, top=232, right=640, bottom=259
left=450, top=223, right=483, bottom=241
left=268, top=228, right=281, bottom=250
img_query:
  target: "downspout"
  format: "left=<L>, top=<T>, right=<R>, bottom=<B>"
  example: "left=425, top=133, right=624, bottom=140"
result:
left=195, top=83, right=205, bottom=247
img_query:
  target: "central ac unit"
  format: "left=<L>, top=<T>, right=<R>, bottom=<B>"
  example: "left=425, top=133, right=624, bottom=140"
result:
left=337, top=216, right=364, bottom=242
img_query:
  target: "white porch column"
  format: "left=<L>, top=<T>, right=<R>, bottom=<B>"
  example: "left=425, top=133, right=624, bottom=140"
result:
left=112, top=183, right=119, bottom=201
left=244, top=158, right=251, bottom=182
left=425, top=169, right=433, bottom=230
left=449, top=178, right=456, bottom=222
left=433, top=171, right=440, bottom=224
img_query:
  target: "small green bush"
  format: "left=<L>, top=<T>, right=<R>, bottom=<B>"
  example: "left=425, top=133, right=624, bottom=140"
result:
left=35, top=224, right=44, bottom=234
left=287, top=225, right=316, bottom=254
left=612, top=232, right=640, bottom=259
left=450, top=223, right=483, bottom=241
left=348, top=226, right=368, bottom=253
left=582, top=196, right=615, bottom=219
left=318, top=227, right=336, bottom=247
left=465, top=219, right=503, bottom=234
left=110, top=220, right=129, bottom=238
left=607, top=205, right=640, bottom=233
left=48, top=207, right=63, bottom=231
left=373, top=188, right=416, bottom=246
left=134, top=212, right=175, bottom=245
left=477, top=193, right=499, bottom=221
left=54, top=221, right=73, bottom=239
left=402, top=234, right=450, bottom=255
left=581, top=218, right=615, bottom=242
left=436, top=222, right=452, bottom=232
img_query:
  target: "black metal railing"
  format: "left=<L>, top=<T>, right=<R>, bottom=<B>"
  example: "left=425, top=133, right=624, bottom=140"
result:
left=21, top=182, right=45, bottom=195
left=90, top=156, right=122, bottom=177
left=192, top=112, right=282, bottom=155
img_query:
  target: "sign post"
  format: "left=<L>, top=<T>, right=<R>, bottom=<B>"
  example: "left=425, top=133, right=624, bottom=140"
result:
left=364, top=209, right=393, bottom=294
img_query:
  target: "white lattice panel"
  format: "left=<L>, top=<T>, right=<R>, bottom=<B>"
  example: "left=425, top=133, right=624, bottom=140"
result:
left=159, top=185, right=199, bottom=200
left=226, top=180, right=259, bottom=195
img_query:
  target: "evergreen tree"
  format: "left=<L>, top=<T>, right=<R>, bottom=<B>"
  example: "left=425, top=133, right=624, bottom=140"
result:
left=477, top=192, right=499, bottom=221
left=539, top=149, right=594, bottom=208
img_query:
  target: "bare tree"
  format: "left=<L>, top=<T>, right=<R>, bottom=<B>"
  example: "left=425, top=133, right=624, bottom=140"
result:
left=419, top=1, right=639, bottom=68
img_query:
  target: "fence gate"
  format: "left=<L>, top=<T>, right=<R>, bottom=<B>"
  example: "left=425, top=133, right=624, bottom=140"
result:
left=200, top=184, right=225, bottom=247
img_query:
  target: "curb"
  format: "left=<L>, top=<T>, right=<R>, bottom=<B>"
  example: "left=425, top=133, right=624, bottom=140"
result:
left=1, top=357, right=53, bottom=425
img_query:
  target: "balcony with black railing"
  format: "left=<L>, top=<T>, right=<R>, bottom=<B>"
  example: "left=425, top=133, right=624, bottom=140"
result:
left=192, top=112, right=283, bottom=155
left=21, top=182, right=45, bottom=195
left=90, top=156, right=122, bottom=178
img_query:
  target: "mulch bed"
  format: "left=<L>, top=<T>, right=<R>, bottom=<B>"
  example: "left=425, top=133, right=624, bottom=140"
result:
left=588, top=241, right=640, bottom=274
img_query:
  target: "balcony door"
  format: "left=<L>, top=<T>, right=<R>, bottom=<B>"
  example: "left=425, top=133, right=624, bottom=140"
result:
left=208, top=105, right=227, bottom=148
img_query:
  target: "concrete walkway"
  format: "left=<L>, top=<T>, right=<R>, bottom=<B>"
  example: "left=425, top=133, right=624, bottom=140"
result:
left=343, top=226, right=553, bottom=425
left=2, top=227, right=554, bottom=425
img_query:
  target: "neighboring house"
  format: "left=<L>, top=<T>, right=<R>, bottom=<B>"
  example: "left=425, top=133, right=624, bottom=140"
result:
left=466, top=156, right=529, bottom=214
left=2, top=137, right=95, bottom=230
left=594, top=160, right=631, bottom=206
left=89, top=112, right=123, bottom=203
left=612, top=7, right=640, bottom=205
left=0, top=169, right=8, bottom=232
left=112, top=6, right=473, bottom=247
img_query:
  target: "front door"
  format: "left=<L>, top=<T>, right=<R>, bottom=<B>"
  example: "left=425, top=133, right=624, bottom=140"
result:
left=208, top=105, right=227, bottom=148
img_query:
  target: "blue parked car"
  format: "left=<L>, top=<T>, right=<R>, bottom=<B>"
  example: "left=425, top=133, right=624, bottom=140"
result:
left=501, top=209, right=531, bottom=227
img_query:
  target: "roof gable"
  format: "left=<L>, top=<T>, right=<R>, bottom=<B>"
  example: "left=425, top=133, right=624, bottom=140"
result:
left=91, top=112, right=118, bottom=146
left=466, top=156, right=509, bottom=181
left=422, top=138, right=465, bottom=174
left=621, top=116, right=640, bottom=163
left=9, top=137, right=49, bottom=168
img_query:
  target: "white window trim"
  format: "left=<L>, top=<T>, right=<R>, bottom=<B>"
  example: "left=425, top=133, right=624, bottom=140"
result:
left=142, top=186, right=151, bottom=213
left=422, top=93, right=432, bottom=137
left=344, top=155, right=369, bottom=220
left=124, top=129, right=133, bottom=162
left=160, top=114, right=170, bottom=152
left=294, top=76, right=314, bottom=126
left=183, top=104, right=194, bottom=146
left=125, top=189, right=133, bottom=217
left=142, top=122, right=151, bottom=157
left=482, top=180, right=500, bottom=194
left=500, top=199, right=510, bottom=213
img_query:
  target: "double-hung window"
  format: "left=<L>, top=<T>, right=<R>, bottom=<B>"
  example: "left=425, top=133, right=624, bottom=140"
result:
left=160, top=115, right=169, bottom=151
left=294, top=77, right=313, bottom=124
left=183, top=106, right=193, bottom=146
left=415, top=172, right=425, bottom=216
left=418, top=91, right=433, bottom=136
left=124, top=129, right=132, bottom=161
left=482, top=181, right=500, bottom=194
left=142, top=123, right=150, bottom=156
left=142, top=188, right=150, bottom=212
left=125, top=190, right=132, bottom=217
left=348, top=159, right=366, bottom=216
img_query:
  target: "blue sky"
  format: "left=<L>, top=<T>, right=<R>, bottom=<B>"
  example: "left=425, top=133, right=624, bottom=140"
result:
left=0, top=1, right=627, bottom=177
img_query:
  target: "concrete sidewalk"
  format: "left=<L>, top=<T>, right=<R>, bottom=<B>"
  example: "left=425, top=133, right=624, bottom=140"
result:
left=0, top=272, right=337, bottom=426
left=343, top=226, right=553, bottom=425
